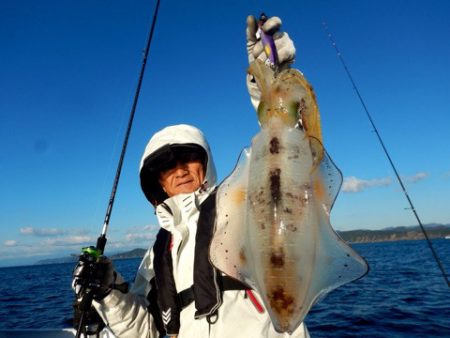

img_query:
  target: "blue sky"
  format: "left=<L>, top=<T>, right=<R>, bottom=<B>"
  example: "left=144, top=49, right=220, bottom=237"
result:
left=1, top=0, right=449, bottom=267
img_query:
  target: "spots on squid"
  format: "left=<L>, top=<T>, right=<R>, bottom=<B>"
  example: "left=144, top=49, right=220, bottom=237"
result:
left=256, top=190, right=266, bottom=204
left=286, top=192, right=295, bottom=199
left=286, top=224, right=298, bottom=232
left=302, top=183, right=311, bottom=190
left=270, top=248, right=285, bottom=268
left=285, top=191, right=308, bottom=207
left=249, top=192, right=266, bottom=210
left=268, top=285, right=295, bottom=316
left=311, top=148, right=318, bottom=160
left=269, top=137, right=280, bottom=154
left=298, top=98, right=307, bottom=124
left=239, top=248, right=246, bottom=264
left=284, top=207, right=292, bottom=214
left=269, top=169, right=281, bottom=202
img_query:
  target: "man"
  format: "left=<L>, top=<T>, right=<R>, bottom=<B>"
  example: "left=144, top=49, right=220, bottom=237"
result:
left=73, top=15, right=309, bottom=337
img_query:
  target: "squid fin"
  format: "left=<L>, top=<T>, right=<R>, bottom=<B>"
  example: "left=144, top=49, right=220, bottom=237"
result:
left=209, top=147, right=252, bottom=284
left=308, top=139, right=369, bottom=305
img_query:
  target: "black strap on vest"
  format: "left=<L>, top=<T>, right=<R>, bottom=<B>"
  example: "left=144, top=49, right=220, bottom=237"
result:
left=177, top=275, right=249, bottom=309
left=146, top=277, right=166, bottom=338
left=152, top=228, right=180, bottom=335
left=193, top=191, right=221, bottom=317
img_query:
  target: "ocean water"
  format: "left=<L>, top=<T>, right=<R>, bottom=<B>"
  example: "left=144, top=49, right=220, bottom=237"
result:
left=0, top=240, right=449, bottom=337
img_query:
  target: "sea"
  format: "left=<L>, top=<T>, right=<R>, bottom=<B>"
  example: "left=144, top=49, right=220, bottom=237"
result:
left=0, top=240, right=449, bottom=337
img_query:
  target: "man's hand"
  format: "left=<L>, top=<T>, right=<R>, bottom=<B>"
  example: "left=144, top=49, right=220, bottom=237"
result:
left=246, top=15, right=296, bottom=110
left=72, top=255, right=126, bottom=301
left=246, top=15, right=296, bottom=67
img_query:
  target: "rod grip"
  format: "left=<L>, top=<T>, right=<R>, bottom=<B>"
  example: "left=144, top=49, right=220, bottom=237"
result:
left=96, top=235, right=107, bottom=254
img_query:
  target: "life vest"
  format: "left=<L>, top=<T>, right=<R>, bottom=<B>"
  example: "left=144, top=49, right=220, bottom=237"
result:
left=149, top=192, right=249, bottom=336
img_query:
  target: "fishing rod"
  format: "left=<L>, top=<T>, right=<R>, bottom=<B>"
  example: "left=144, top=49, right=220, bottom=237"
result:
left=98, top=0, right=161, bottom=256
left=322, top=22, right=450, bottom=288
left=75, top=0, right=162, bottom=337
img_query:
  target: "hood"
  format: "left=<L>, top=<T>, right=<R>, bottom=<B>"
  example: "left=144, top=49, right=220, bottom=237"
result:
left=139, top=124, right=217, bottom=206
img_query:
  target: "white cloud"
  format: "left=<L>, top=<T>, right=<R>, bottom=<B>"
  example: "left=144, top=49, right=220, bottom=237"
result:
left=0, top=237, right=87, bottom=261
left=0, top=224, right=158, bottom=263
left=402, top=172, right=428, bottom=183
left=342, top=176, right=392, bottom=193
left=125, top=232, right=156, bottom=242
left=125, top=224, right=157, bottom=232
left=4, top=240, right=17, bottom=247
left=19, top=227, right=34, bottom=235
left=124, top=224, right=158, bottom=244
left=41, top=236, right=92, bottom=246
left=20, top=226, right=66, bottom=237
left=341, top=171, right=428, bottom=193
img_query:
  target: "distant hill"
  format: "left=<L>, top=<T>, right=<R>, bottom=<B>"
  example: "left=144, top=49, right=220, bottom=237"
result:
left=35, top=254, right=80, bottom=265
left=35, top=248, right=147, bottom=265
left=34, top=223, right=450, bottom=265
left=338, top=223, right=450, bottom=243
left=110, top=248, right=147, bottom=259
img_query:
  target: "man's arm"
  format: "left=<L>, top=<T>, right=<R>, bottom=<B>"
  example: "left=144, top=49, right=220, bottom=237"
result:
left=93, top=249, right=160, bottom=338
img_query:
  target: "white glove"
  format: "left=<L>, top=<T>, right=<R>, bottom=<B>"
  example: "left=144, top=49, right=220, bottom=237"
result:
left=246, top=15, right=296, bottom=110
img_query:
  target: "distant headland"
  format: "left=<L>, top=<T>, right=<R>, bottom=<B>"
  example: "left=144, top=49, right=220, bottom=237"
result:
left=338, top=223, right=450, bottom=243
left=34, top=223, right=450, bottom=265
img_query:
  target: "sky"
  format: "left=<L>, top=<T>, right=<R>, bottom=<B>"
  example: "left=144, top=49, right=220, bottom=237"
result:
left=1, top=0, right=449, bottom=267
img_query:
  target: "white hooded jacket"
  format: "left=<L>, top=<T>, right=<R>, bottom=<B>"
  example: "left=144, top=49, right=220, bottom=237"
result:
left=93, top=124, right=310, bottom=338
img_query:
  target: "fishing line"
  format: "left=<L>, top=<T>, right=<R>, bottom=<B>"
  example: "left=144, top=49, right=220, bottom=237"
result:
left=322, top=22, right=450, bottom=288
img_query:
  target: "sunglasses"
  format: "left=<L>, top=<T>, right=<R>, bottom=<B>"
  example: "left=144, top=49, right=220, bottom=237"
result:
left=143, top=144, right=207, bottom=175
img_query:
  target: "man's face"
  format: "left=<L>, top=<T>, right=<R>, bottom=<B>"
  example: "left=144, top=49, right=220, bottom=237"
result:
left=158, top=160, right=205, bottom=197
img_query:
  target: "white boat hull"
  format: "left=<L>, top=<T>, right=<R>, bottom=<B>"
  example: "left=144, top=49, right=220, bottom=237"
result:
left=0, top=328, right=116, bottom=338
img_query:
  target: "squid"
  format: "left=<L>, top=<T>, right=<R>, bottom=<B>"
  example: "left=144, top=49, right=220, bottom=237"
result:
left=209, top=60, right=369, bottom=333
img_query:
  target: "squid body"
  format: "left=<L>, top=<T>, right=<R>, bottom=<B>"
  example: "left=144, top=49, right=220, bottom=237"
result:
left=209, top=60, right=369, bottom=333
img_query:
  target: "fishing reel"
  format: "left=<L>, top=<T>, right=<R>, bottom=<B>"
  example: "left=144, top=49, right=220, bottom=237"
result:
left=73, top=246, right=104, bottom=296
left=72, top=246, right=106, bottom=337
